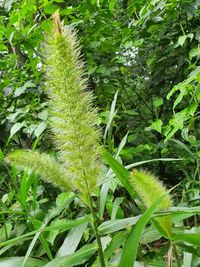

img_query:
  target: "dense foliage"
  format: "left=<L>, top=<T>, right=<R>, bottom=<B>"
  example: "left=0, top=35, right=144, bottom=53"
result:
left=0, top=0, right=200, bottom=266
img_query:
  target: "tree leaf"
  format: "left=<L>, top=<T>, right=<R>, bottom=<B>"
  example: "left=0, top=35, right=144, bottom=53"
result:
left=148, top=119, right=163, bottom=133
left=189, top=48, right=200, bottom=60
left=4, top=0, right=17, bottom=12
left=177, top=35, right=187, bottom=47
left=14, top=81, right=36, bottom=97
left=153, top=97, right=163, bottom=108
left=38, top=110, right=48, bottom=121
left=34, top=122, right=47, bottom=138
left=109, top=0, right=118, bottom=13
left=8, top=122, right=24, bottom=142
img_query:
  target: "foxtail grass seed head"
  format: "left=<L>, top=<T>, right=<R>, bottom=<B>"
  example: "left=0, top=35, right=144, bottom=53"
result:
left=44, top=12, right=102, bottom=202
left=7, top=12, right=102, bottom=204
left=130, top=169, right=172, bottom=237
left=7, top=150, right=71, bottom=191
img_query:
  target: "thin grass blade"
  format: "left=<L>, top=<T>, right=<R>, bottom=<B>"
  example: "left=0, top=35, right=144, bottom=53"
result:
left=118, top=193, right=168, bottom=267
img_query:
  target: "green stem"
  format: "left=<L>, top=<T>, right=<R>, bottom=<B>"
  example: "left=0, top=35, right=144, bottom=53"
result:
left=86, top=182, right=105, bottom=267
left=68, top=110, right=104, bottom=265
left=172, top=243, right=181, bottom=267
left=69, top=115, right=105, bottom=265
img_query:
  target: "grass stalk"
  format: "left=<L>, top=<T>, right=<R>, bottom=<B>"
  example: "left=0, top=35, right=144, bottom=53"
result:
left=172, top=243, right=181, bottom=267
left=86, top=181, right=105, bottom=267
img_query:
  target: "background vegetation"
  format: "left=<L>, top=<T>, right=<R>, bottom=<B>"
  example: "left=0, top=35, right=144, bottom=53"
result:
left=0, top=0, right=200, bottom=266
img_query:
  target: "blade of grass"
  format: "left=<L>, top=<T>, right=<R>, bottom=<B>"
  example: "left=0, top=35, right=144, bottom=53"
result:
left=22, top=216, right=90, bottom=266
left=104, top=90, right=118, bottom=142
left=99, top=133, right=128, bottom=218
left=114, top=132, right=128, bottom=159
left=0, top=257, right=45, bottom=267
left=126, top=157, right=183, bottom=169
left=0, top=217, right=91, bottom=249
left=99, top=180, right=112, bottom=219
left=98, top=216, right=141, bottom=235
left=43, top=244, right=97, bottom=267
left=102, top=150, right=183, bottom=185
left=102, top=150, right=134, bottom=198
left=172, top=233, right=200, bottom=246
left=118, top=193, right=168, bottom=267
left=183, top=251, right=193, bottom=267
left=175, top=243, right=200, bottom=257
left=56, top=223, right=88, bottom=257
left=111, top=197, right=124, bottom=220
left=0, top=238, right=32, bottom=256
left=22, top=193, right=76, bottom=266
left=104, top=230, right=129, bottom=260
left=38, top=234, right=53, bottom=261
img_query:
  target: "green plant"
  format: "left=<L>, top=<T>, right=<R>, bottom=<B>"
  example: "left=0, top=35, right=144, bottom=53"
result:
left=7, top=11, right=105, bottom=267
left=129, top=169, right=172, bottom=238
left=2, top=3, right=200, bottom=266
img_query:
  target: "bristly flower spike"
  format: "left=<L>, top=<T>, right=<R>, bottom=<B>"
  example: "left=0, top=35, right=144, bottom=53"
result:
left=129, top=169, right=172, bottom=238
left=44, top=11, right=102, bottom=202
left=7, top=150, right=71, bottom=191
left=7, top=11, right=102, bottom=204
left=6, top=12, right=105, bottom=265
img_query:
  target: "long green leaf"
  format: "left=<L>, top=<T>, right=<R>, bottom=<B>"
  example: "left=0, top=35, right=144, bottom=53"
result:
left=0, top=217, right=91, bottom=249
left=99, top=180, right=112, bottom=219
left=22, top=193, right=76, bottom=266
left=111, top=197, right=124, bottom=220
left=102, top=150, right=134, bottom=198
left=145, top=259, right=169, bottom=267
left=0, top=238, right=32, bottom=256
left=114, top=132, right=129, bottom=159
left=102, top=152, right=183, bottom=185
left=99, top=133, right=128, bottom=218
left=140, top=227, right=161, bottom=244
left=39, top=234, right=53, bottom=260
left=104, top=90, right=118, bottom=141
left=0, top=257, right=45, bottom=267
left=183, top=251, right=193, bottom=267
left=43, top=244, right=97, bottom=267
left=98, top=216, right=141, bottom=235
left=104, top=231, right=129, bottom=259
left=126, top=157, right=183, bottom=169
left=152, top=207, right=200, bottom=226
left=56, top=223, right=88, bottom=257
left=175, top=243, right=200, bottom=257
left=172, top=233, right=200, bottom=246
left=118, top=193, right=168, bottom=267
